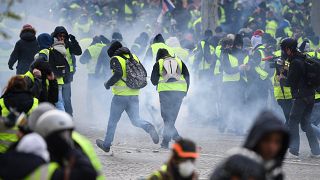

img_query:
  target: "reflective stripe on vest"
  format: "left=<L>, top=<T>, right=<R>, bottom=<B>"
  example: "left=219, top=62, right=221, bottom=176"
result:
left=72, top=132, right=105, bottom=180
left=158, top=57, right=187, bottom=92
left=151, top=43, right=175, bottom=61
left=66, top=48, right=74, bottom=72
left=22, top=71, right=50, bottom=88
left=24, top=162, right=59, bottom=180
left=87, top=43, right=106, bottom=74
left=222, top=54, right=240, bottom=82
left=150, top=165, right=168, bottom=179
left=198, top=41, right=214, bottom=70
left=112, top=55, right=140, bottom=96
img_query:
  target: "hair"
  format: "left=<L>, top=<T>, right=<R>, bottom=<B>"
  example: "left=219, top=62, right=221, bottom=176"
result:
left=2, top=76, right=28, bottom=95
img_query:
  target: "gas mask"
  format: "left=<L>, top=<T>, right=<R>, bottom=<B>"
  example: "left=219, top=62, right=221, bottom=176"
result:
left=178, top=160, right=196, bottom=178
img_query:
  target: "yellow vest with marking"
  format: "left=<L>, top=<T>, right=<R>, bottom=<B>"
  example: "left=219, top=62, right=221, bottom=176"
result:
left=0, top=98, right=38, bottom=153
left=158, top=57, right=187, bottom=92
left=87, top=43, right=106, bottom=74
left=222, top=54, right=240, bottom=82
left=72, top=131, right=105, bottom=180
left=112, top=55, right=140, bottom=96
left=218, top=6, right=226, bottom=25
left=24, top=162, right=59, bottom=180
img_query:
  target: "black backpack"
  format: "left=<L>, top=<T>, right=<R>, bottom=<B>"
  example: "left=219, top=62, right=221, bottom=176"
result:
left=48, top=49, right=70, bottom=78
left=304, top=56, right=320, bottom=88
left=120, top=54, right=147, bottom=89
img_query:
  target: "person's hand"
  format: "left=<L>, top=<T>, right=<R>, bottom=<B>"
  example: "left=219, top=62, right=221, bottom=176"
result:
left=239, top=64, right=248, bottom=71
left=47, top=72, right=55, bottom=80
left=245, top=64, right=251, bottom=71
left=104, top=82, right=110, bottom=90
left=69, top=34, right=76, bottom=41
left=33, top=69, right=42, bottom=78
left=8, top=65, right=14, bottom=70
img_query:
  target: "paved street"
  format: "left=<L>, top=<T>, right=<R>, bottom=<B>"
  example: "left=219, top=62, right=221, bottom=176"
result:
left=76, top=117, right=320, bottom=180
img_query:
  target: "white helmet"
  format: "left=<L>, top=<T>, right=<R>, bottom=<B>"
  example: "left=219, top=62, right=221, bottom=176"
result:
left=35, top=110, right=74, bottom=138
left=28, top=103, right=55, bottom=131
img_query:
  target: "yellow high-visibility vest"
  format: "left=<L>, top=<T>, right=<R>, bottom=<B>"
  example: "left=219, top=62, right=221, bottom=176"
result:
left=157, top=57, right=187, bottom=92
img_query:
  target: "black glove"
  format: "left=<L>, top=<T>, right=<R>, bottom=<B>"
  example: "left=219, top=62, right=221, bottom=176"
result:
left=69, top=34, right=76, bottom=42
left=8, top=65, right=14, bottom=70
left=4, top=112, right=18, bottom=128
left=104, top=82, right=110, bottom=90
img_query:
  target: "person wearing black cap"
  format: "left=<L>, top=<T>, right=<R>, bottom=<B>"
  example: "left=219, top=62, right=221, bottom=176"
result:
left=151, top=48, right=190, bottom=149
left=281, top=38, right=320, bottom=158
left=96, top=41, right=159, bottom=153
left=51, top=26, right=82, bottom=116
left=148, top=138, right=199, bottom=180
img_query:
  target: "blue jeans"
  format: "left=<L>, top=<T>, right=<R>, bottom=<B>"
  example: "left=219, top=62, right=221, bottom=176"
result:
left=311, top=102, right=320, bottom=139
left=55, top=85, right=65, bottom=111
left=103, top=95, right=153, bottom=147
left=62, top=82, right=73, bottom=116
left=159, top=91, right=185, bottom=144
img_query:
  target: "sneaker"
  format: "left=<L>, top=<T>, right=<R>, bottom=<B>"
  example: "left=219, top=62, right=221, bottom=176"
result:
left=96, top=139, right=110, bottom=153
left=148, top=126, right=159, bottom=144
left=286, top=152, right=300, bottom=161
left=160, top=141, right=169, bottom=149
left=309, top=153, right=320, bottom=159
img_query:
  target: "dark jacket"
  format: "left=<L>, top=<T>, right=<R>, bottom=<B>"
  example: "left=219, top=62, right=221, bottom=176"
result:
left=8, top=30, right=39, bottom=74
left=244, top=111, right=290, bottom=180
left=286, top=53, right=315, bottom=99
left=0, top=90, right=35, bottom=116
left=210, top=153, right=266, bottom=180
left=0, top=151, right=46, bottom=179
left=27, top=59, right=59, bottom=104
left=52, top=26, right=82, bottom=82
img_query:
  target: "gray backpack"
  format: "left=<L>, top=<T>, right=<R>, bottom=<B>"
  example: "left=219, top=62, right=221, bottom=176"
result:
left=120, top=54, right=147, bottom=89
left=161, top=57, right=181, bottom=82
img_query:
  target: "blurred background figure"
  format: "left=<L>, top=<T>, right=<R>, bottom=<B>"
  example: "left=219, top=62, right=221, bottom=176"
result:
left=8, top=24, right=39, bottom=75
left=148, top=138, right=199, bottom=180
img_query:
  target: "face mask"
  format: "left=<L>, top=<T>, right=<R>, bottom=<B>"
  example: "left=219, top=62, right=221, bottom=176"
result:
left=178, top=160, right=196, bottom=178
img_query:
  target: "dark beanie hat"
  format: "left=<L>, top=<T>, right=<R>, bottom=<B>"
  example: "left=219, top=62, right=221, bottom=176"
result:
left=234, top=34, right=243, bottom=47
left=107, top=41, right=123, bottom=57
left=156, top=48, right=170, bottom=61
left=153, top=34, right=165, bottom=43
left=112, top=32, right=123, bottom=41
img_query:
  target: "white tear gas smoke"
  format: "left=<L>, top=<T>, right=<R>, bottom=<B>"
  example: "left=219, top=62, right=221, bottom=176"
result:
left=0, top=0, right=287, bottom=146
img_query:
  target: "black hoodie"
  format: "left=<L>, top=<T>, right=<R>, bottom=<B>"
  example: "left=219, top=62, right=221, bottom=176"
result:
left=244, top=111, right=290, bottom=180
left=8, top=30, right=39, bottom=74
left=52, top=26, right=82, bottom=82
left=0, top=90, right=35, bottom=116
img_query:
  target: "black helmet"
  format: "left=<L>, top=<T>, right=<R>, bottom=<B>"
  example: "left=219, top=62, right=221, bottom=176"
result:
left=280, top=38, right=297, bottom=51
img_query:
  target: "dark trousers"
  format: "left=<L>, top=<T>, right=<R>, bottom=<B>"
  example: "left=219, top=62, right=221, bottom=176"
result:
left=159, top=91, right=185, bottom=144
left=288, top=97, right=320, bottom=155
left=277, top=99, right=293, bottom=125
left=103, top=95, right=153, bottom=147
left=62, top=82, right=73, bottom=116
